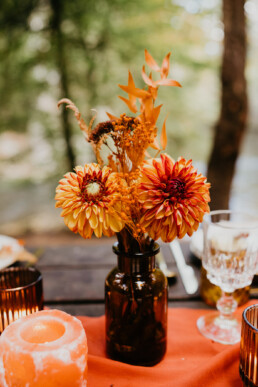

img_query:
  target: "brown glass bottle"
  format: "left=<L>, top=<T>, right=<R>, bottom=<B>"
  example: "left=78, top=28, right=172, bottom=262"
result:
left=105, top=242, right=168, bottom=366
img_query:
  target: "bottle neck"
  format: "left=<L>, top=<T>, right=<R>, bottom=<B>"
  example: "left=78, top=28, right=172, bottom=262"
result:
left=113, top=241, right=160, bottom=274
left=117, top=255, right=155, bottom=274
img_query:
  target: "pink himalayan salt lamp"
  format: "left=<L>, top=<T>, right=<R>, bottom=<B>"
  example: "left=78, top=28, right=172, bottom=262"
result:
left=0, top=309, right=87, bottom=387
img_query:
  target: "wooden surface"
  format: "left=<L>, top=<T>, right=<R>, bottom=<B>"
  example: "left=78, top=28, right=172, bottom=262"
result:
left=24, top=235, right=257, bottom=316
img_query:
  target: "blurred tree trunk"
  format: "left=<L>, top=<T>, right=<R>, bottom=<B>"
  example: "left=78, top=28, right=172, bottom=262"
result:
left=207, top=0, right=248, bottom=210
left=50, top=0, right=76, bottom=171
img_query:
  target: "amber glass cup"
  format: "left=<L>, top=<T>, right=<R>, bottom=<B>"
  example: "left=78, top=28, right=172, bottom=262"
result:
left=0, top=267, right=44, bottom=333
left=240, top=304, right=258, bottom=387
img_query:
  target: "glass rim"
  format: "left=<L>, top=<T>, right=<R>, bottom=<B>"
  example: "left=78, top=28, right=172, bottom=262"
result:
left=203, top=210, right=258, bottom=230
left=0, top=267, right=42, bottom=292
left=243, top=304, right=258, bottom=332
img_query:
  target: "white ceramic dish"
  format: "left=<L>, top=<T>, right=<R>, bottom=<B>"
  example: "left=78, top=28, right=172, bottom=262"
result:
left=0, top=235, right=24, bottom=270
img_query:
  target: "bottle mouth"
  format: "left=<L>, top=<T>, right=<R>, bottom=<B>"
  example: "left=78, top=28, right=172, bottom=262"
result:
left=112, top=241, right=160, bottom=258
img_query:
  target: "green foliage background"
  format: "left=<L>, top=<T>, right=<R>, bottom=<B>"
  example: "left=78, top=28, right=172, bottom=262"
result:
left=0, top=0, right=257, bottom=234
left=0, top=0, right=223, bottom=180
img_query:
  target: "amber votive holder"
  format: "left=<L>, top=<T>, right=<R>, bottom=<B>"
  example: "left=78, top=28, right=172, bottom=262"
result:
left=0, top=267, right=43, bottom=333
left=240, top=304, right=258, bottom=387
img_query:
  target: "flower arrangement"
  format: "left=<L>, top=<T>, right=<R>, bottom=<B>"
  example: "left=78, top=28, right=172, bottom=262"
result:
left=55, top=50, right=210, bottom=253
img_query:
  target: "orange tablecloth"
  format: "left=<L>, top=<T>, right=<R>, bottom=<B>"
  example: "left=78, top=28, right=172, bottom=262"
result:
left=78, top=301, right=258, bottom=387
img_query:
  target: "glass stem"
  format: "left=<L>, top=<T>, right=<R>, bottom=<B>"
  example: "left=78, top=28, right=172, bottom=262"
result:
left=216, top=291, right=238, bottom=320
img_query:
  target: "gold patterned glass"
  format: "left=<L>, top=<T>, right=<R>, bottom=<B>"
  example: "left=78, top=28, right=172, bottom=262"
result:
left=0, top=267, right=44, bottom=333
left=240, top=304, right=258, bottom=387
left=197, top=210, right=258, bottom=345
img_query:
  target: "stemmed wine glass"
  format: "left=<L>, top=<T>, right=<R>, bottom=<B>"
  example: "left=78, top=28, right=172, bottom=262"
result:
left=197, top=210, right=258, bottom=345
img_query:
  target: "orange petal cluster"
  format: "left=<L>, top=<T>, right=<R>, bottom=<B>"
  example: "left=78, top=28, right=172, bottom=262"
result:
left=118, top=50, right=182, bottom=151
left=138, top=154, right=210, bottom=242
left=55, top=164, right=124, bottom=238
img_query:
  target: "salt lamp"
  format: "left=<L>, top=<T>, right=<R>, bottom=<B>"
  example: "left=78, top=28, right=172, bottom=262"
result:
left=0, top=309, right=87, bottom=387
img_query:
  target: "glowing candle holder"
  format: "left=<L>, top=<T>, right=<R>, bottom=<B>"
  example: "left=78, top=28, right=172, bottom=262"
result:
left=240, top=304, right=258, bottom=387
left=0, top=309, right=88, bottom=386
left=0, top=267, right=44, bottom=333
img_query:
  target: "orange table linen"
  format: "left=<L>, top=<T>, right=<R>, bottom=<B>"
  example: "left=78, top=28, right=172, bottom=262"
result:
left=78, top=300, right=258, bottom=387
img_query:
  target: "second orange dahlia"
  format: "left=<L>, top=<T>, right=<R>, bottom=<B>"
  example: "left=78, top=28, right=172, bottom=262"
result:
left=138, top=154, right=210, bottom=242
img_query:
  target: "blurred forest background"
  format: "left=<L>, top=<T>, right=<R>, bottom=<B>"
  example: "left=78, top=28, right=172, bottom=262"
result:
left=0, top=0, right=257, bottom=237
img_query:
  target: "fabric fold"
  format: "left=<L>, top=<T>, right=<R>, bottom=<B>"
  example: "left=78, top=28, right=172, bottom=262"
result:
left=78, top=300, right=257, bottom=387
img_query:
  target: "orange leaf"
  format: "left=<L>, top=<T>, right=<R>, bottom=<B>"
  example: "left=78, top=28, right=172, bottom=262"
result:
left=127, top=71, right=137, bottom=109
left=106, top=112, right=119, bottom=120
left=128, top=71, right=136, bottom=89
left=161, top=52, right=171, bottom=79
left=142, top=66, right=156, bottom=87
left=160, top=114, right=168, bottom=150
left=118, top=96, right=138, bottom=113
left=152, top=104, right=162, bottom=125
left=142, top=96, right=154, bottom=122
left=155, top=78, right=182, bottom=87
left=119, top=84, right=151, bottom=99
left=148, top=85, right=158, bottom=100
left=144, top=149, right=151, bottom=158
left=119, top=71, right=151, bottom=99
left=145, top=49, right=160, bottom=72
left=149, top=138, right=161, bottom=151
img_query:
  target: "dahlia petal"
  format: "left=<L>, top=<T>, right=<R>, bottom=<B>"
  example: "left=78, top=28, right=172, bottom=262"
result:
left=82, top=221, right=93, bottom=239
left=64, top=213, right=77, bottom=231
left=75, top=166, right=84, bottom=173
left=62, top=199, right=76, bottom=209
left=147, top=220, right=161, bottom=240
left=73, top=206, right=83, bottom=219
left=89, top=211, right=98, bottom=229
left=58, top=185, right=76, bottom=192
left=144, top=208, right=157, bottom=221
left=92, top=204, right=98, bottom=215
left=98, top=207, right=104, bottom=222
left=160, top=225, right=170, bottom=242
left=187, top=228, right=194, bottom=237
left=166, top=225, right=177, bottom=242
left=94, top=222, right=103, bottom=238
left=108, top=215, right=123, bottom=232
left=161, top=153, right=174, bottom=176
left=78, top=212, right=86, bottom=232
left=86, top=206, right=92, bottom=219
left=69, top=204, right=82, bottom=215
left=55, top=192, right=69, bottom=200
left=152, top=159, right=165, bottom=179
left=141, top=168, right=161, bottom=184
left=186, top=206, right=200, bottom=222
left=183, top=213, right=195, bottom=227
left=143, top=202, right=158, bottom=209
left=102, top=227, right=114, bottom=237
left=165, top=205, right=173, bottom=216
left=61, top=207, right=73, bottom=217
left=178, top=221, right=187, bottom=239
left=58, top=178, right=70, bottom=185
left=155, top=204, right=166, bottom=219
left=66, top=178, right=78, bottom=187
left=176, top=210, right=183, bottom=225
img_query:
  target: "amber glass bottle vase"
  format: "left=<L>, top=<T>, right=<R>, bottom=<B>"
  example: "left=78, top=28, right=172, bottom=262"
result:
left=105, top=242, right=168, bottom=366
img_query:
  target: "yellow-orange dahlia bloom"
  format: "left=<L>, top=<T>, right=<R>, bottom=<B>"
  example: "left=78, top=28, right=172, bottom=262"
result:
left=138, top=154, right=210, bottom=242
left=55, top=164, right=124, bottom=238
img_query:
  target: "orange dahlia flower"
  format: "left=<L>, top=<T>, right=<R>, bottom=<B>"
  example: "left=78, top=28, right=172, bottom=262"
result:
left=55, top=164, right=124, bottom=238
left=138, top=154, right=210, bottom=242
